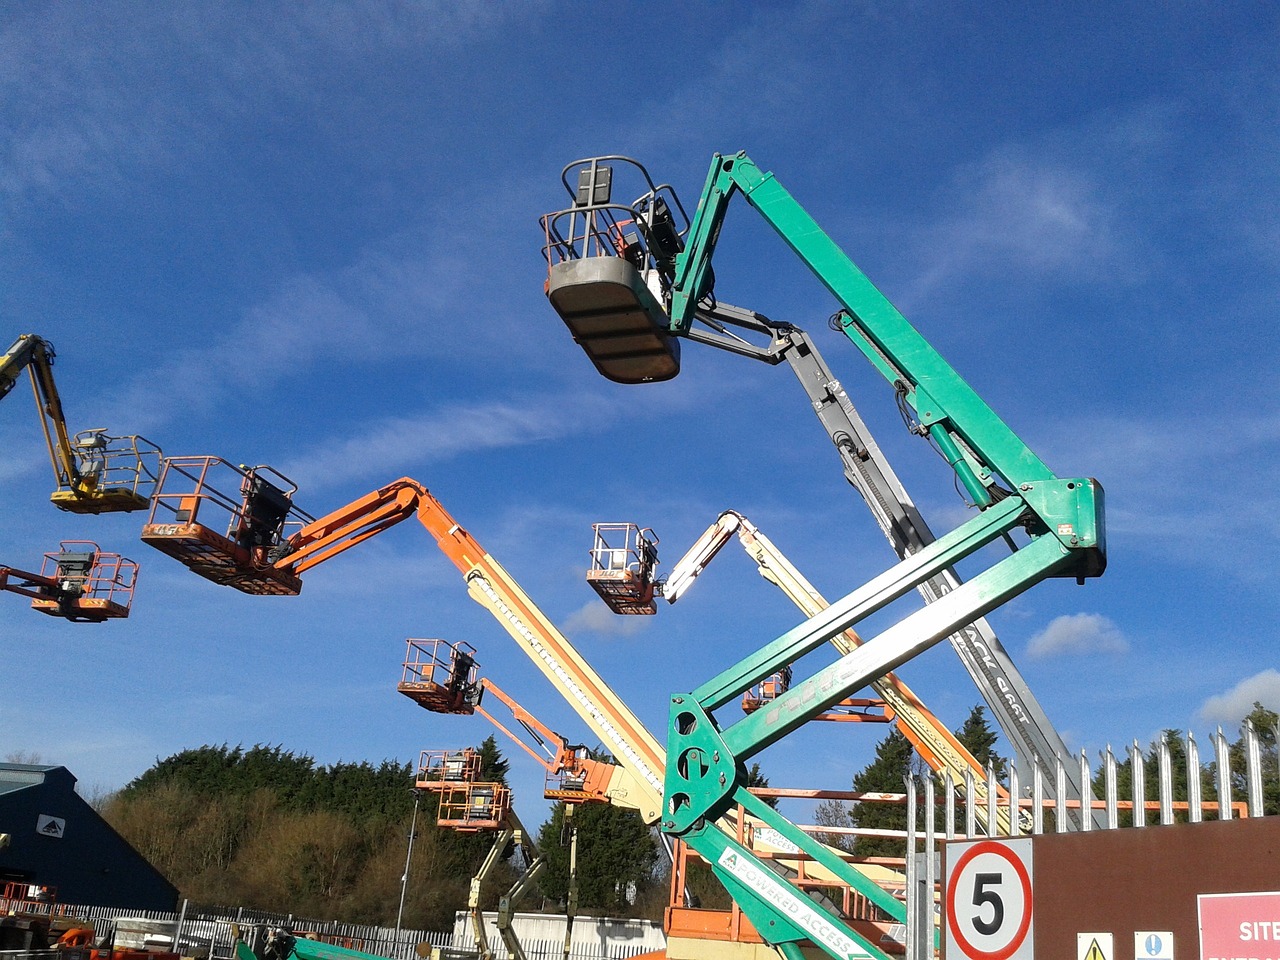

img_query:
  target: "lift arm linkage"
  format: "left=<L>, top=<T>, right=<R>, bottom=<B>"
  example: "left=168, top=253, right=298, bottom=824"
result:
left=665, top=510, right=1011, bottom=831
left=651, top=153, right=1106, bottom=960
left=668, top=153, right=1105, bottom=565
left=475, top=678, right=625, bottom=806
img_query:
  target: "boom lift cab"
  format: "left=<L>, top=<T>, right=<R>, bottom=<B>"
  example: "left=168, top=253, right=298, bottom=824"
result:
left=585, top=522, right=660, bottom=615
left=1, top=334, right=162, bottom=514
left=397, top=638, right=483, bottom=715
left=541, top=158, right=688, bottom=383
left=140, top=457, right=311, bottom=595
left=0, top=541, right=139, bottom=622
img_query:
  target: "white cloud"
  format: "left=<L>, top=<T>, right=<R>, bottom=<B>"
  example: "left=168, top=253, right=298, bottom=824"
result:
left=562, top=600, right=650, bottom=638
left=908, top=150, right=1116, bottom=304
left=1199, top=670, right=1280, bottom=728
left=279, top=391, right=626, bottom=490
left=1025, top=612, right=1129, bottom=659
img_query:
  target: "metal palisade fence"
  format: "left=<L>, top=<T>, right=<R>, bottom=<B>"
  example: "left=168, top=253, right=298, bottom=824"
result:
left=900, top=721, right=1279, bottom=959
left=1, top=902, right=659, bottom=960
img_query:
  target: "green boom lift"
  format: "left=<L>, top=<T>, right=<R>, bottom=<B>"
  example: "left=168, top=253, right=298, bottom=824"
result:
left=543, top=151, right=1105, bottom=960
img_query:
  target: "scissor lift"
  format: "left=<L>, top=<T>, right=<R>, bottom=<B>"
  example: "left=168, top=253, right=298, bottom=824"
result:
left=140, top=457, right=311, bottom=595
left=1, top=541, right=139, bottom=622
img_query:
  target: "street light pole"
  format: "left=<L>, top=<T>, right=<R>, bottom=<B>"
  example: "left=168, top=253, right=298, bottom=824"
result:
left=396, top=788, right=422, bottom=936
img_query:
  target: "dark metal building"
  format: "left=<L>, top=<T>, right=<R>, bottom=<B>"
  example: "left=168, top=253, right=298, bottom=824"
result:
left=0, top=763, right=177, bottom=910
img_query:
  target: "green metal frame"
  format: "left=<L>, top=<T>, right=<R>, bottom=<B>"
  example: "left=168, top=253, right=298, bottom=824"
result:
left=660, top=152, right=1107, bottom=960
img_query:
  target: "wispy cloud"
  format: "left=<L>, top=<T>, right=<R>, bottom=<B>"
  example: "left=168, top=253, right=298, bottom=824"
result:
left=1199, top=670, right=1280, bottom=728
left=1026, top=612, right=1129, bottom=659
left=1038, top=410, right=1280, bottom=579
left=562, top=600, right=651, bottom=639
left=906, top=150, right=1117, bottom=306
left=278, top=391, right=627, bottom=490
left=0, top=3, right=542, bottom=206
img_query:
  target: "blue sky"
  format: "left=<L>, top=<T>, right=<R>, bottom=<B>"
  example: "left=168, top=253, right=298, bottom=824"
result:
left=2, top=2, right=1278, bottom=830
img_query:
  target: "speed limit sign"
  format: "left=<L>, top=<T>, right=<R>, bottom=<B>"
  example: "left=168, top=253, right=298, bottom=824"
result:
left=944, top=837, right=1034, bottom=960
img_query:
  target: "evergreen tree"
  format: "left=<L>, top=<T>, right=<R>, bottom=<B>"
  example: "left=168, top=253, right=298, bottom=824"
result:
left=955, top=706, right=1006, bottom=781
left=536, top=801, right=659, bottom=915
left=848, top=728, right=918, bottom=860
left=951, top=705, right=1008, bottom=830
left=745, top=762, right=778, bottom=809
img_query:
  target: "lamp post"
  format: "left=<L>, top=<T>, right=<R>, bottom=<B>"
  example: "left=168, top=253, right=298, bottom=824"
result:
left=396, top=788, right=422, bottom=935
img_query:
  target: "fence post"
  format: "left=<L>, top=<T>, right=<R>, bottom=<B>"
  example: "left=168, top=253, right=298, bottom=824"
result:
left=1214, top=727, right=1233, bottom=821
left=1129, top=741, right=1146, bottom=828
left=904, top=775, right=929, bottom=960
left=1055, top=754, right=1067, bottom=833
left=1158, top=734, right=1174, bottom=825
left=1031, top=755, right=1044, bottom=836
left=964, top=768, right=976, bottom=839
left=1008, top=761, right=1019, bottom=838
left=985, top=762, right=997, bottom=838
left=1104, top=745, right=1118, bottom=830
left=1245, top=718, right=1264, bottom=817
left=1187, top=731, right=1203, bottom=823
left=1079, top=750, right=1092, bottom=832
left=943, top=771, right=955, bottom=841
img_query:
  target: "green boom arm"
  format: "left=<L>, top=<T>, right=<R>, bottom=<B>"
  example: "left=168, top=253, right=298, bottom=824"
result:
left=659, top=152, right=1106, bottom=960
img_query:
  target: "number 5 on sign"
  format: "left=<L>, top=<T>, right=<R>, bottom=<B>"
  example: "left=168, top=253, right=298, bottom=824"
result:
left=944, top=837, right=1034, bottom=960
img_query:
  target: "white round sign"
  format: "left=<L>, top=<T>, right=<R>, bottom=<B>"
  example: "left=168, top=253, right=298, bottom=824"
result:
left=945, top=838, right=1034, bottom=960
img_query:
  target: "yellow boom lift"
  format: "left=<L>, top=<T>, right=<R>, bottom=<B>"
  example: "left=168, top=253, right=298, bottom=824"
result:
left=1, top=334, right=161, bottom=513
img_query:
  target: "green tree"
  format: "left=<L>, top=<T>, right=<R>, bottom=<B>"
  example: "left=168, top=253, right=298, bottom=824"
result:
left=537, top=801, right=659, bottom=915
left=955, top=706, right=1006, bottom=781
left=848, top=727, right=920, bottom=860
left=101, top=739, right=516, bottom=926
left=745, top=762, right=778, bottom=809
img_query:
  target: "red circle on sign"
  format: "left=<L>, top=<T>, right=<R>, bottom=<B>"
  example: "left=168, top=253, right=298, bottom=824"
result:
left=945, top=840, right=1033, bottom=960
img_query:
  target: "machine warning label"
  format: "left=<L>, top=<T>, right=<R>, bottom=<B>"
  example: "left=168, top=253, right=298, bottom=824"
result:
left=716, top=848, right=873, bottom=960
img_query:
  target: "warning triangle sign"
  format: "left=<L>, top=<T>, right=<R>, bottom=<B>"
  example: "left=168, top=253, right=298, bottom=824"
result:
left=1082, top=938, right=1108, bottom=960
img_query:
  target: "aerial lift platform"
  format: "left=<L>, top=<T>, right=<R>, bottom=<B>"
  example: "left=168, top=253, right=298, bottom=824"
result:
left=1, top=541, right=139, bottom=622
left=1, top=333, right=161, bottom=513
left=398, top=638, right=484, bottom=715
left=541, top=151, right=1105, bottom=960
left=140, top=457, right=312, bottom=595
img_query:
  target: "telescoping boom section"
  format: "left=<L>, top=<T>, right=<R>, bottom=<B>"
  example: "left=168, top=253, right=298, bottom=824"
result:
left=152, top=473, right=924, bottom=958
left=1, top=333, right=162, bottom=514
